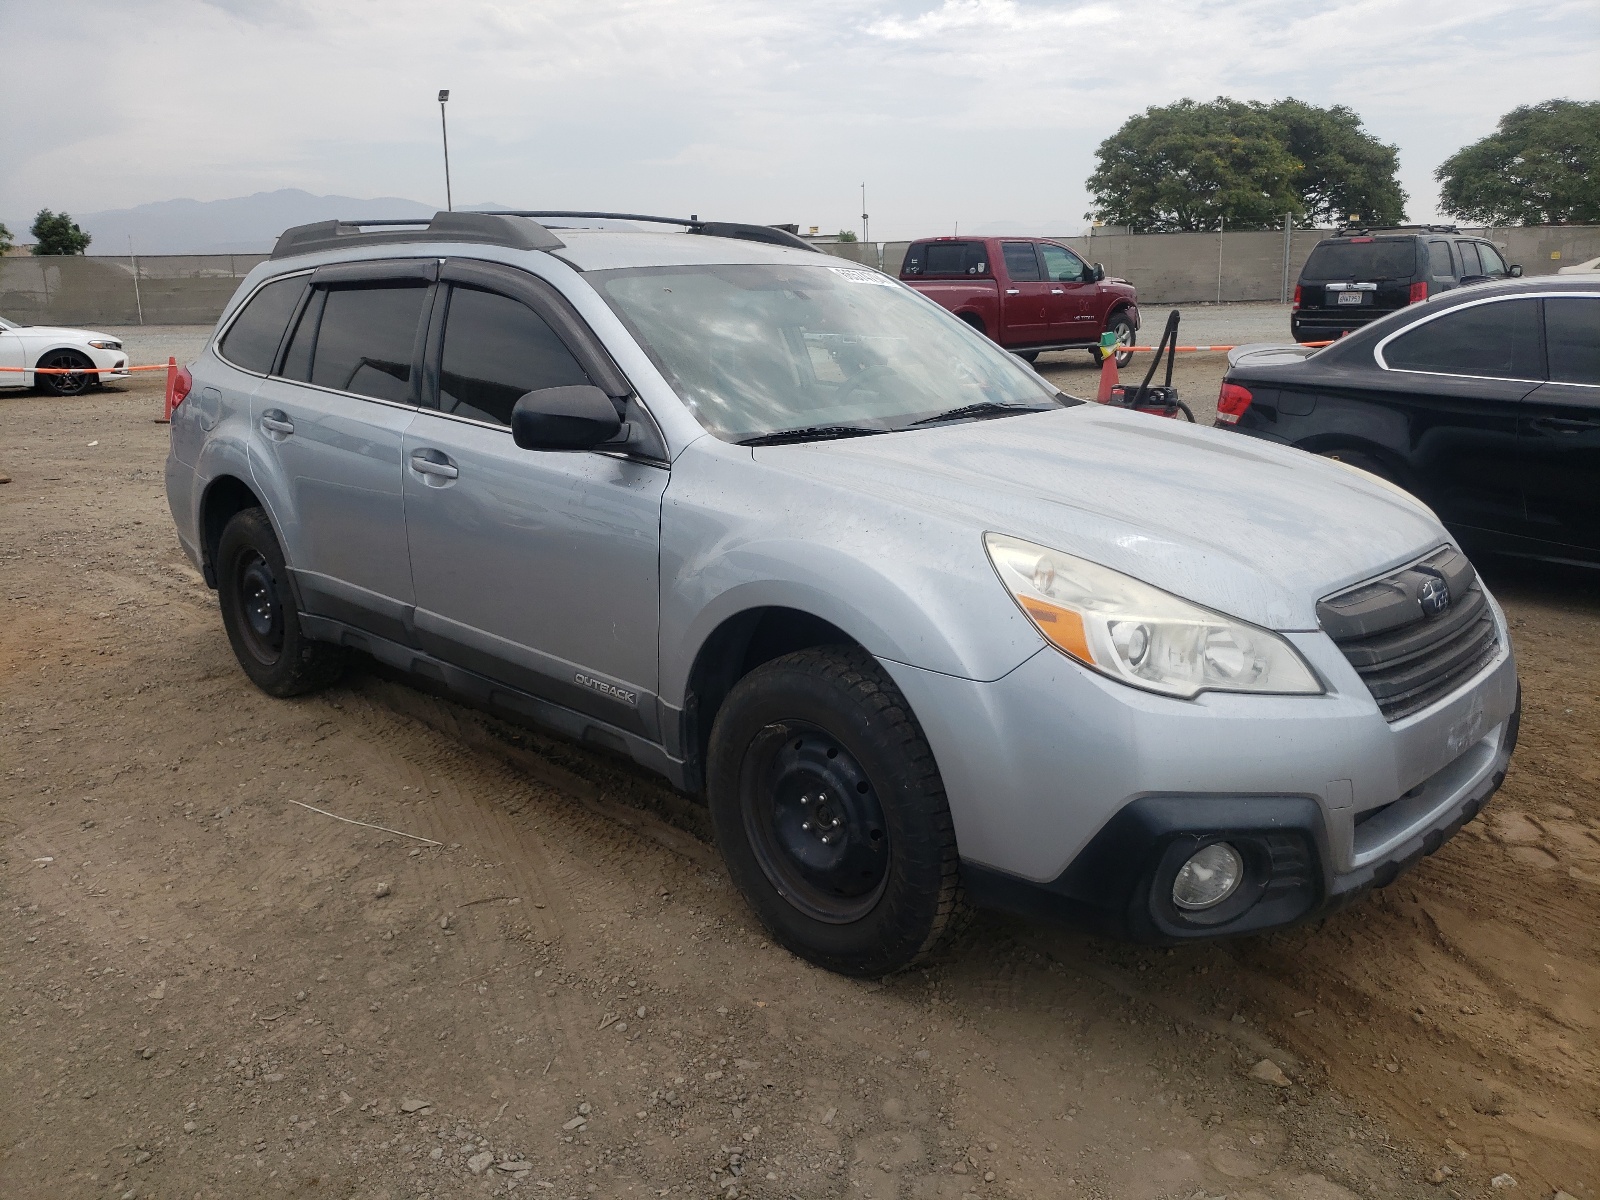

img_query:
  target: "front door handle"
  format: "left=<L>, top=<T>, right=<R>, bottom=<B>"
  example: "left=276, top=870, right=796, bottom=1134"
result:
left=1530, top=417, right=1593, bottom=434
left=261, top=412, right=294, bottom=436
left=1050, top=288, right=1065, bottom=294
left=410, top=453, right=459, bottom=480
left=1004, top=288, right=1020, bottom=295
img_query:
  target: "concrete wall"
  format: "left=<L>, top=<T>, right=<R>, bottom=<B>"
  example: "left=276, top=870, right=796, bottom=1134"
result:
left=5, top=226, right=1596, bottom=328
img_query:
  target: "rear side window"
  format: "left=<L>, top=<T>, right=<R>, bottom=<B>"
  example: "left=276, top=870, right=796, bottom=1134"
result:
left=1301, top=240, right=1417, bottom=281
left=1002, top=242, right=1042, bottom=282
left=1457, top=242, right=1482, bottom=276
left=1383, top=298, right=1543, bottom=380
left=1039, top=243, right=1086, bottom=282
left=1427, top=242, right=1454, bottom=278
left=437, top=286, right=590, bottom=427
left=902, top=241, right=987, bottom=278
left=308, top=283, right=428, bottom=403
left=1546, top=297, right=1600, bottom=385
left=219, top=275, right=307, bottom=374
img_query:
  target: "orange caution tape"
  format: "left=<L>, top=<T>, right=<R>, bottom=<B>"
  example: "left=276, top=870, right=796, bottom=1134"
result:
left=0, top=364, right=172, bottom=374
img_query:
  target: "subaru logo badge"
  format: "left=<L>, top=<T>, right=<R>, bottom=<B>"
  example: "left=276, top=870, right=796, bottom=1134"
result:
left=1419, top=575, right=1451, bottom=617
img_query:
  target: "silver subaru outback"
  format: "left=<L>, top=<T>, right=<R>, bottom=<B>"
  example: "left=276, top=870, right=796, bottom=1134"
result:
left=165, top=211, right=1519, bottom=976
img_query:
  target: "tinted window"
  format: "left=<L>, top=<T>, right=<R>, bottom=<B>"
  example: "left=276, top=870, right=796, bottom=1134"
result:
left=1427, top=242, right=1454, bottom=278
left=219, top=275, right=306, bottom=374
left=1039, top=243, right=1086, bottom=282
left=438, top=287, right=590, bottom=426
left=1477, top=244, right=1509, bottom=278
left=1384, top=298, right=1543, bottom=379
left=1301, top=240, right=1417, bottom=280
left=902, top=241, right=987, bottom=278
left=1002, top=242, right=1042, bottom=282
left=309, top=283, right=428, bottom=403
left=1546, top=297, right=1600, bottom=385
left=1457, top=242, right=1482, bottom=276
left=278, top=288, right=322, bottom=382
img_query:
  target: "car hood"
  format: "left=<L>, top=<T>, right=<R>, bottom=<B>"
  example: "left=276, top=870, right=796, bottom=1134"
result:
left=11, top=325, right=111, bottom=341
left=754, top=405, right=1448, bottom=631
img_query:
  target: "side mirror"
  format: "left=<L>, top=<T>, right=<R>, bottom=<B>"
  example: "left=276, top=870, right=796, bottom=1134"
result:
left=511, top=385, right=623, bottom=451
left=1509, top=264, right=1523, bottom=277
left=1090, top=263, right=1105, bottom=282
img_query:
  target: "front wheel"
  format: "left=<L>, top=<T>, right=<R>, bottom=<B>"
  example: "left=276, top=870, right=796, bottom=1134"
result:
left=216, top=507, right=346, bottom=697
left=36, top=350, right=95, bottom=396
left=707, top=647, right=966, bottom=977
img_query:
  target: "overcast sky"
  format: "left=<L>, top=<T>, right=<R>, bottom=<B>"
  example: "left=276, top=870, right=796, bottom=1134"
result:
left=5, top=0, right=1598, bottom=240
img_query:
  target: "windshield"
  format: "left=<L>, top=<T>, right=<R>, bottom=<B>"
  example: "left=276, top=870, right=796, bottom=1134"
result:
left=0, top=316, right=22, bottom=330
left=592, top=263, right=1067, bottom=441
left=1301, top=240, right=1418, bottom=281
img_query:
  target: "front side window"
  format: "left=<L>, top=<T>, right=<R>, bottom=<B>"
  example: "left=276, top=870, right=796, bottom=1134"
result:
left=1427, top=242, right=1454, bottom=278
left=308, top=282, right=428, bottom=403
left=1383, top=298, right=1543, bottom=380
left=220, top=275, right=307, bottom=374
left=1039, top=243, right=1087, bottom=282
left=1546, top=297, right=1600, bottom=386
left=593, top=263, right=1065, bottom=442
left=437, top=286, right=590, bottom=426
left=1477, top=244, right=1509, bottom=278
left=1002, top=242, right=1042, bottom=282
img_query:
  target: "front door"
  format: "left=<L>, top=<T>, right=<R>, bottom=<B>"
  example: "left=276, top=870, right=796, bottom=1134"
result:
left=0, top=323, right=25, bottom=389
left=249, top=266, right=432, bottom=642
left=401, top=273, right=669, bottom=738
left=1038, top=242, right=1096, bottom=343
left=1518, top=296, right=1600, bottom=555
left=999, top=242, right=1050, bottom=344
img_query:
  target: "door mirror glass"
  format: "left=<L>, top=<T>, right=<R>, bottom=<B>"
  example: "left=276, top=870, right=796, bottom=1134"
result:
left=511, top=385, right=623, bottom=451
left=1091, top=263, right=1105, bottom=282
left=1509, top=264, right=1523, bottom=278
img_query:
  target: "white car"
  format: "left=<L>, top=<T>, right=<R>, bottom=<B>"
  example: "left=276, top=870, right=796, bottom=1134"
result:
left=1556, top=255, right=1600, bottom=275
left=0, top=315, right=132, bottom=396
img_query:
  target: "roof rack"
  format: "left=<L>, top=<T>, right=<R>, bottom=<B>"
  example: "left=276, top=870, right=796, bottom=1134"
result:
left=270, top=209, right=823, bottom=261
left=1333, top=223, right=1460, bottom=238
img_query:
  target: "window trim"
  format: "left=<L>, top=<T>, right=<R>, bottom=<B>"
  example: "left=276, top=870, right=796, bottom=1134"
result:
left=212, top=269, right=313, bottom=378
left=1372, top=291, right=1555, bottom=385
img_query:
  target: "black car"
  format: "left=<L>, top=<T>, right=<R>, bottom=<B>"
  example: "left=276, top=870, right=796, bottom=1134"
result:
left=1291, top=224, right=1522, bottom=344
left=1218, top=276, right=1600, bottom=567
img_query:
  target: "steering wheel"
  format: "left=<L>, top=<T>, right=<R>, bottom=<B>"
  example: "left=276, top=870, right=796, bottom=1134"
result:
left=833, top=363, right=900, bottom=405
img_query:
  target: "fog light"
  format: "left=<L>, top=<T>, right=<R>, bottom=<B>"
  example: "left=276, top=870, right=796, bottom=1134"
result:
left=1172, top=842, right=1244, bottom=910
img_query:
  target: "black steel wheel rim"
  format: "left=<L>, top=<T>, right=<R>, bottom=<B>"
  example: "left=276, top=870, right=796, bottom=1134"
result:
left=44, top=352, right=90, bottom=395
left=234, top=550, right=285, bottom=664
left=740, top=721, right=891, bottom=924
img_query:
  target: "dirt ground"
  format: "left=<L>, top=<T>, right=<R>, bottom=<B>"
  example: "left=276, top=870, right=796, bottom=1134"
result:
left=2, top=361, right=1596, bottom=1200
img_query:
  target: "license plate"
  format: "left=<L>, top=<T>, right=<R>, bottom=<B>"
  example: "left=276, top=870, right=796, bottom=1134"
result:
left=1337, top=291, right=1365, bottom=306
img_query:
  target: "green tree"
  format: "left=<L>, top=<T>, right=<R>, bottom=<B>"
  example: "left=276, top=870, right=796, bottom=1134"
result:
left=1436, top=100, right=1600, bottom=225
left=0, top=222, right=13, bottom=254
left=30, top=209, right=92, bottom=256
left=1086, top=97, right=1405, bottom=231
left=835, top=229, right=859, bottom=242
left=1269, top=99, right=1405, bottom=226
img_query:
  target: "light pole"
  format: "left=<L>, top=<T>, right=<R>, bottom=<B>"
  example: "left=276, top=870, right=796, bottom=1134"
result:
left=438, top=89, right=453, bottom=212
left=860, top=182, right=869, bottom=245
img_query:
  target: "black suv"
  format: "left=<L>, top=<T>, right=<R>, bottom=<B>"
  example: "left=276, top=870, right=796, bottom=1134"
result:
left=1291, top=225, right=1522, bottom=343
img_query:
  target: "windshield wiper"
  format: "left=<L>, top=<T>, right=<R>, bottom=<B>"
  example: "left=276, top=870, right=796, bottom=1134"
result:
left=735, top=424, right=889, bottom=447
left=909, top=401, right=1050, bottom=427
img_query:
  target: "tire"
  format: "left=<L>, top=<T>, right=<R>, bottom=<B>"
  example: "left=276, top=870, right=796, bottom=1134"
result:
left=36, top=350, right=95, bottom=397
left=1096, top=313, right=1136, bottom=368
left=215, top=507, right=346, bottom=697
left=706, top=646, right=966, bottom=977
left=1016, top=350, right=1040, bottom=364
left=1318, top=448, right=1400, bottom=486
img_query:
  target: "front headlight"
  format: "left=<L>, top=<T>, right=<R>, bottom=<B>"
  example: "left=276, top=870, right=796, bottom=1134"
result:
left=87, top=339, right=122, bottom=350
left=984, top=532, right=1322, bottom=699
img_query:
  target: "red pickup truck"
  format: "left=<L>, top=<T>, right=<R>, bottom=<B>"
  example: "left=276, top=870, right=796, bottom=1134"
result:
left=899, top=236, right=1139, bottom=365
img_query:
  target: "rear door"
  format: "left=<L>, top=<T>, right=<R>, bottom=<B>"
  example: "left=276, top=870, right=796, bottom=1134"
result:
left=401, top=259, right=669, bottom=738
left=249, top=259, right=433, bottom=642
left=1372, top=295, right=1543, bottom=536
left=1518, top=295, right=1600, bottom=554
left=0, top=321, right=26, bottom=388
left=998, top=242, right=1050, bottom=344
left=1038, top=242, right=1096, bottom=342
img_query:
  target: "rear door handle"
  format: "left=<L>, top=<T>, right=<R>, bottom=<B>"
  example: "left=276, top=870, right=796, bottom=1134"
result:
left=410, top=453, right=459, bottom=480
left=1004, top=288, right=1020, bottom=295
left=1531, top=417, right=1593, bottom=434
left=260, top=413, right=294, bottom=435
left=1050, top=288, right=1065, bottom=294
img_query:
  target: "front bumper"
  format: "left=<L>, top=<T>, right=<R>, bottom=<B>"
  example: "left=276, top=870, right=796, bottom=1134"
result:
left=881, top=589, right=1519, bottom=942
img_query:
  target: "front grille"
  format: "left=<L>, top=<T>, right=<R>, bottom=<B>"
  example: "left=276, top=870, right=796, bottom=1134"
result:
left=1319, top=547, right=1500, bottom=722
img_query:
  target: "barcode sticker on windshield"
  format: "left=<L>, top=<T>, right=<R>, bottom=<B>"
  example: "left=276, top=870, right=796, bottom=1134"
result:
left=829, top=266, right=896, bottom=286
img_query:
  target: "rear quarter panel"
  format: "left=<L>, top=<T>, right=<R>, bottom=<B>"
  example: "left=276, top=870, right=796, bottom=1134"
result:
left=902, top=279, right=1000, bottom=334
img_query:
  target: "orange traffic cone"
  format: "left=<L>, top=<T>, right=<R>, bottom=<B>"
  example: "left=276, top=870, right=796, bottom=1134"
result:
left=1095, top=332, right=1119, bottom=403
left=159, top=357, right=177, bottom=423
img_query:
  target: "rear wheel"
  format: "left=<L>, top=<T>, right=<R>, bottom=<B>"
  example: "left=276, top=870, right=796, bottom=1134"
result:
left=216, top=507, right=346, bottom=697
left=707, top=646, right=966, bottom=977
left=1318, top=448, right=1399, bottom=485
left=1017, top=350, right=1040, bottom=364
left=36, top=350, right=95, bottom=396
